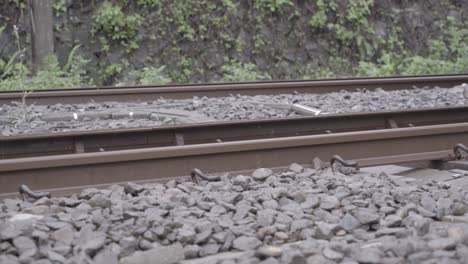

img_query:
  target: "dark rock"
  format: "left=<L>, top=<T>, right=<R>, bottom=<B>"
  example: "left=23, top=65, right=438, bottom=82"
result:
left=124, top=182, right=144, bottom=195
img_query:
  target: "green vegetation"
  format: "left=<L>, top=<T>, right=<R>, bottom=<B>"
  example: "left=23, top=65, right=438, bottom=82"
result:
left=221, top=60, right=271, bottom=82
left=131, top=66, right=172, bottom=86
left=0, top=0, right=467, bottom=90
left=357, top=17, right=468, bottom=77
left=0, top=46, right=91, bottom=90
left=91, top=2, right=143, bottom=52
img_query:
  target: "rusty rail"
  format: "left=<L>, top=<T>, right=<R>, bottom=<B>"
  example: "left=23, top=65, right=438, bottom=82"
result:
left=1, top=122, right=467, bottom=198
left=2, top=106, right=468, bottom=159
left=0, top=74, right=466, bottom=105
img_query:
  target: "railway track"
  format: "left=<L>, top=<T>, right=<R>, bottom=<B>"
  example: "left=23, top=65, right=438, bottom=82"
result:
left=0, top=74, right=467, bottom=105
left=1, top=121, right=468, bottom=198
left=2, top=75, right=468, bottom=263
left=2, top=106, right=468, bottom=159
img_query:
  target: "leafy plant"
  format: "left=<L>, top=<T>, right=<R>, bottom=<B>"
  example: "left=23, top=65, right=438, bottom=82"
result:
left=132, top=66, right=172, bottom=85
left=221, top=60, right=271, bottom=82
left=255, top=0, right=293, bottom=14
left=0, top=45, right=91, bottom=91
left=53, top=0, right=68, bottom=17
left=92, top=2, right=143, bottom=51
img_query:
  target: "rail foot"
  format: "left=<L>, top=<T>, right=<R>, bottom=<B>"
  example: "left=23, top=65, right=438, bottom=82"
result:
left=18, top=184, right=51, bottom=201
left=330, top=155, right=359, bottom=175
left=191, top=168, right=221, bottom=184
left=454, top=143, right=468, bottom=160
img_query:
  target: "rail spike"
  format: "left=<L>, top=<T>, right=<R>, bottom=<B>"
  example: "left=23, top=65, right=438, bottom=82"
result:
left=454, top=143, right=468, bottom=160
left=190, top=168, right=221, bottom=184
left=18, top=184, right=51, bottom=201
left=330, top=155, right=359, bottom=175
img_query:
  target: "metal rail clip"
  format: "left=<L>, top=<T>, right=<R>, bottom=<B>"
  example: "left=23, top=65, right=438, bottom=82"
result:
left=19, top=184, right=51, bottom=201
left=330, top=155, right=359, bottom=175
left=191, top=168, right=221, bottom=184
left=454, top=143, right=468, bottom=160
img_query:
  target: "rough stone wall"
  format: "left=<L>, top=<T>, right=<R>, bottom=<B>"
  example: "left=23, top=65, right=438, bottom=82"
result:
left=0, top=0, right=467, bottom=85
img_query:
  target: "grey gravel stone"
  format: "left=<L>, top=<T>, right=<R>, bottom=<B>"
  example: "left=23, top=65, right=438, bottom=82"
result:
left=322, top=247, right=343, bottom=261
left=0, top=255, right=19, bottom=264
left=120, top=243, right=184, bottom=264
left=353, top=208, right=380, bottom=225
left=255, top=246, right=283, bottom=258
left=0, top=222, right=21, bottom=240
left=252, top=168, right=273, bottom=181
left=340, top=213, right=361, bottom=232
left=232, top=236, right=262, bottom=251
left=233, top=175, right=250, bottom=189
left=199, top=243, right=220, bottom=257
left=124, top=182, right=144, bottom=195
left=2, top=155, right=468, bottom=264
left=12, top=236, right=36, bottom=255
left=93, top=248, right=118, bottom=264
left=428, top=238, right=457, bottom=250
left=257, top=209, right=276, bottom=227
left=289, top=163, right=303, bottom=173
left=184, top=244, right=200, bottom=259
left=320, top=196, right=340, bottom=211
left=52, top=225, right=75, bottom=245
left=355, top=247, right=382, bottom=263
left=88, top=194, right=111, bottom=208
left=314, top=222, right=340, bottom=240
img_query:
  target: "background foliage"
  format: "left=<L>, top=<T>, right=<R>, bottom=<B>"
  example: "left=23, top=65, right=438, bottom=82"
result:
left=0, top=0, right=467, bottom=90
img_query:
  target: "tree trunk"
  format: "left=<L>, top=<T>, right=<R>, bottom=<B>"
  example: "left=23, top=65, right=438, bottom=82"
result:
left=30, top=0, right=54, bottom=74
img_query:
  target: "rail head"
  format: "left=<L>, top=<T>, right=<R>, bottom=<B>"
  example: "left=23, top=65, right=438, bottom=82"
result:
left=1, top=121, right=466, bottom=172
left=1, top=74, right=466, bottom=105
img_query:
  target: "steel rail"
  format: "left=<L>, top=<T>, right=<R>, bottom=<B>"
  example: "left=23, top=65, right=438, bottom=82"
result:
left=1, top=122, right=467, bottom=198
left=2, top=106, right=468, bottom=159
left=0, top=74, right=466, bottom=105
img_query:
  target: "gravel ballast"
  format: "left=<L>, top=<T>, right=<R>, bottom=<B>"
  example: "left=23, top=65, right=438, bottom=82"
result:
left=1, top=164, right=468, bottom=263
left=1, top=85, right=467, bottom=136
